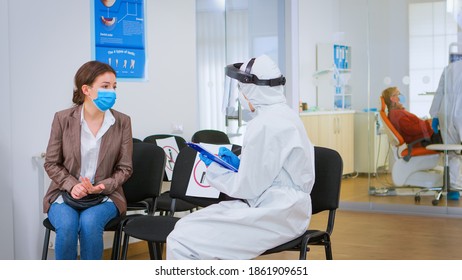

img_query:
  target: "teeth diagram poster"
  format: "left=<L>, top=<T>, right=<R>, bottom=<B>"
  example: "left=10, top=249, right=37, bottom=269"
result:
left=92, top=0, right=146, bottom=80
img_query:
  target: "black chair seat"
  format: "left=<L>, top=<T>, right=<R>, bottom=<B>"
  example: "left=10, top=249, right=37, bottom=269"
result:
left=262, top=230, right=327, bottom=255
left=121, top=215, right=180, bottom=260
left=156, top=192, right=197, bottom=213
left=43, top=218, right=54, bottom=231
left=123, top=215, right=180, bottom=243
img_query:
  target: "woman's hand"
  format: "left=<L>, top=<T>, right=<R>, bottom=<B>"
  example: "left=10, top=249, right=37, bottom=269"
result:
left=80, top=176, right=105, bottom=195
left=71, top=183, right=88, bottom=199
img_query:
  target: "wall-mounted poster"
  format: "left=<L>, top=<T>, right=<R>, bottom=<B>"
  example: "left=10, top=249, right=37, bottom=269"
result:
left=92, top=0, right=146, bottom=80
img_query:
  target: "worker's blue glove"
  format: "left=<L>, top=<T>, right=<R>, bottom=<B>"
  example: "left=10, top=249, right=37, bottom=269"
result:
left=199, top=153, right=213, bottom=167
left=432, top=117, right=439, bottom=134
left=218, top=147, right=240, bottom=169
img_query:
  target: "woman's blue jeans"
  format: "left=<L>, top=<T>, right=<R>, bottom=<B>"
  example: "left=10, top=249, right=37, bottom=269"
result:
left=48, top=201, right=118, bottom=260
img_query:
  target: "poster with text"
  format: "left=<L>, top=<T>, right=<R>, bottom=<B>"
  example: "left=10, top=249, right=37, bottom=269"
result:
left=93, top=0, right=146, bottom=80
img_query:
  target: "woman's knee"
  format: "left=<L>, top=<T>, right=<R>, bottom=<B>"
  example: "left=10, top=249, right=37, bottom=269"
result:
left=48, top=203, right=79, bottom=233
left=79, top=202, right=117, bottom=233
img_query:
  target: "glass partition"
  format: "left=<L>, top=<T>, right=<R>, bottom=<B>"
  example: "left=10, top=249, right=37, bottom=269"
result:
left=340, top=0, right=461, bottom=216
left=197, top=0, right=462, bottom=217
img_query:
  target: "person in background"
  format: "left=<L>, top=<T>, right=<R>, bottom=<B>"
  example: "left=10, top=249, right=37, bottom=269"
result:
left=43, top=60, right=133, bottom=259
left=382, top=86, right=441, bottom=147
left=429, top=60, right=462, bottom=198
left=166, top=55, right=315, bottom=259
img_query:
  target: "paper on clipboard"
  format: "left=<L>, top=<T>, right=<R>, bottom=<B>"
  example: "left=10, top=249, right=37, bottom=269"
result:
left=185, top=143, right=234, bottom=198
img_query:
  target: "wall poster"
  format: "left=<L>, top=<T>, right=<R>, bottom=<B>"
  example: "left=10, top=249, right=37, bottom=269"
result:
left=92, top=0, right=146, bottom=80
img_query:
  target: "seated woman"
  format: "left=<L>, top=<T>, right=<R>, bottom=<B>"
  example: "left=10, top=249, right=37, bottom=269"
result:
left=382, top=87, right=442, bottom=147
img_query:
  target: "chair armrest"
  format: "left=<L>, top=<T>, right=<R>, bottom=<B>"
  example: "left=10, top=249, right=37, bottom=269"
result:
left=403, top=137, right=431, bottom=162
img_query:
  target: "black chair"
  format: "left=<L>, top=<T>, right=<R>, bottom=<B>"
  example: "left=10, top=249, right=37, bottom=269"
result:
left=41, top=142, right=166, bottom=260
left=143, top=134, right=198, bottom=215
left=260, top=146, right=343, bottom=260
left=132, top=138, right=142, bottom=143
left=120, top=146, right=200, bottom=259
left=191, top=129, right=231, bottom=144
left=120, top=146, right=243, bottom=260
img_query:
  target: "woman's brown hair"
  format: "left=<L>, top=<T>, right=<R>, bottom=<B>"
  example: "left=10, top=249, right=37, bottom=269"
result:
left=72, top=61, right=116, bottom=105
left=381, top=86, right=399, bottom=111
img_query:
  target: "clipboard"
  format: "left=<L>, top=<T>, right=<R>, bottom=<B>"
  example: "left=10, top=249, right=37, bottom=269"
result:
left=186, top=142, right=239, bottom=172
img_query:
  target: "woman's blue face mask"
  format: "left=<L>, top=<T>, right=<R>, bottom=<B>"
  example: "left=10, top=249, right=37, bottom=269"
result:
left=93, top=89, right=116, bottom=111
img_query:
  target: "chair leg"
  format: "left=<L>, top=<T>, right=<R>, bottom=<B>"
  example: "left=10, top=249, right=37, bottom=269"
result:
left=121, top=234, right=130, bottom=260
left=155, top=243, right=164, bottom=260
left=42, top=228, right=51, bottom=260
left=110, top=227, right=122, bottom=260
left=148, top=242, right=156, bottom=260
left=299, top=246, right=309, bottom=260
left=324, top=236, right=333, bottom=260
left=325, top=244, right=333, bottom=260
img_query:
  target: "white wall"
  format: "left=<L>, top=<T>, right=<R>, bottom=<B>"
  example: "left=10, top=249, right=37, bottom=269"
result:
left=1, top=0, right=196, bottom=259
left=0, top=0, right=15, bottom=260
left=298, top=0, right=340, bottom=109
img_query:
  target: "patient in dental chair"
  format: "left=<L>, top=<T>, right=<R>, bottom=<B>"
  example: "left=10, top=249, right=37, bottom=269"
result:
left=382, top=87, right=442, bottom=148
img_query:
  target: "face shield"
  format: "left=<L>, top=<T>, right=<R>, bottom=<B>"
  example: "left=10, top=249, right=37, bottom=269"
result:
left=222, top=57, right=286, bottom=124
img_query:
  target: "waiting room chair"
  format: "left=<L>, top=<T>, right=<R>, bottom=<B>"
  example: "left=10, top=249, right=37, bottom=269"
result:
left=191, top=129, right=231, bottom=144
left=41, top=142, right=166, bottom=260
left=379, top=96, right=443, bottom=204
left=143, top=134, right=198, bottom=215
left=119, top=146, right=236, bottom=259
left=257, top=146, right=342, bottom=260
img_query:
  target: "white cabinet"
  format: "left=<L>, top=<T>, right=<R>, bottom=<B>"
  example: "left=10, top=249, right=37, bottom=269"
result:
left=301, top=111, right=355, bottom=175
left=354, top=112, right=389, bottom=174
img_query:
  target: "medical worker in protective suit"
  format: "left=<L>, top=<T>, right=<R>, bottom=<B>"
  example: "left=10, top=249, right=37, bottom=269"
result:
left=166, top=55, right=315, bottom=259
left=429, top=59, right=462, bottom=196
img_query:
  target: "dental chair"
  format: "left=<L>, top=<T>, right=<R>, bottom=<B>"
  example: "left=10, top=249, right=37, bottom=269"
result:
left=379, top=96, right=443, bottom=205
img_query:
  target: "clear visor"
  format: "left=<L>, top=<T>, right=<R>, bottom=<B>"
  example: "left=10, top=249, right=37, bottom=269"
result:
left=222, top=75, right=241, bottom=118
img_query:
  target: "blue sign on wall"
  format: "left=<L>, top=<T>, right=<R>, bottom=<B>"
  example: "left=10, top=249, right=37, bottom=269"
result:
left=92, top=0, right=146, bottom=80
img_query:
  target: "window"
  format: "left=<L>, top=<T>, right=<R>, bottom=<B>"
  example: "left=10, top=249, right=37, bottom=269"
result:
left=196, top=0, right=285, bottom=144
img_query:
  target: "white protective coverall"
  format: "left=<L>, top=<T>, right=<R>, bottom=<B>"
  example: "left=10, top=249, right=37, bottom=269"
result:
left=166, top=55, right=315, bottom=259
left=429, top=60, right=462, bottom=189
